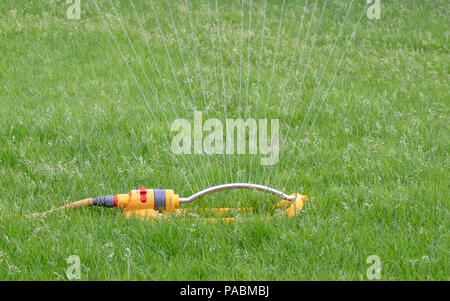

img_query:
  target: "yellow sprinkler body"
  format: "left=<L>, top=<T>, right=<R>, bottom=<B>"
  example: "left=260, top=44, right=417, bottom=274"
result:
left=33, top=183, right=307, bottom=223
left=114, top=188, right=180, bottom=213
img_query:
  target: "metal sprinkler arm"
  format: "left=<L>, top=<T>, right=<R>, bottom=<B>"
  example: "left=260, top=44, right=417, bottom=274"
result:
left=179, top=183, right=296, bottom=203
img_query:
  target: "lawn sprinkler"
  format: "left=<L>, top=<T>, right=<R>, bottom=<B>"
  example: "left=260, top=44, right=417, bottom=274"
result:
left=31, top=183, right=307, bottom=223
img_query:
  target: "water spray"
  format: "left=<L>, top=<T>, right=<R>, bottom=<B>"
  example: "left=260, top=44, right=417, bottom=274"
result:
left=31, top=183, right=307, bottom=223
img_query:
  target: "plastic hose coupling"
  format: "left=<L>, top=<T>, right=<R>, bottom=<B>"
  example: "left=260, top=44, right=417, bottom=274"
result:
left=93, top=195, right=115, bottom=207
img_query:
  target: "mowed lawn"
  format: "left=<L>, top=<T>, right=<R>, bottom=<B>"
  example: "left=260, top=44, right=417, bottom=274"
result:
left=0, top=0, right=448, bottom=280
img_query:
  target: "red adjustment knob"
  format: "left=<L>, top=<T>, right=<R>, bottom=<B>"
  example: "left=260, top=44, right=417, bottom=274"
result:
left=138, top=187, right=147, bottom=203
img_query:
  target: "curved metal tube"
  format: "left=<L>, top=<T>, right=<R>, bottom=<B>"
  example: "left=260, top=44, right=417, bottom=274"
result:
left=179, top=183, right=295, bottom=203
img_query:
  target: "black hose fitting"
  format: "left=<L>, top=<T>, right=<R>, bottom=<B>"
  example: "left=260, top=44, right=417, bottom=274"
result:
left=93, top=195, right=115, bottom=207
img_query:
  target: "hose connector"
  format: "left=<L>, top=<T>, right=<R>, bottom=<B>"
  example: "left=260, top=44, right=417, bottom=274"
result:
left=93, top=195, right=115, bottom=207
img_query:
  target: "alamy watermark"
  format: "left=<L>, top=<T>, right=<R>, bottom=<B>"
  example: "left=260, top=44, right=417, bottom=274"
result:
left=65, top=255, right=81, bottom=280
left=66, top=0, right=81, bottom=20
left=171, top=111, right=279, bottom=165
left=366, top=255, right=382, bottom=280
left=366, top=0, right=381, bottom=20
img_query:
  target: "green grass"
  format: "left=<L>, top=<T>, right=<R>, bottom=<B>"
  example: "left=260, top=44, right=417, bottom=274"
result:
left=0, top=0, right=448, bottom=280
